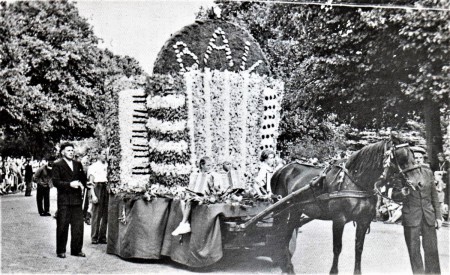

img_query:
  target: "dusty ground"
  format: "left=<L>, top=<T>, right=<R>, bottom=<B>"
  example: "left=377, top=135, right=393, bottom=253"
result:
left=1, top=189, right=448, bottom=274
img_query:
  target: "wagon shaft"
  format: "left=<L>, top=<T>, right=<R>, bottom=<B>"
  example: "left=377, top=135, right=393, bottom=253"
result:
left=236, top=184, right=312, bottom=230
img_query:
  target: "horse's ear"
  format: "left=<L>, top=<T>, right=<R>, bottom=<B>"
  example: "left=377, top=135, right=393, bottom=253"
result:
left=390, top=130, right=402, bottom=145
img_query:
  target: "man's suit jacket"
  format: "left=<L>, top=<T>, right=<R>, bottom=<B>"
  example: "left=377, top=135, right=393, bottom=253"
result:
left=52, top=158, right=87, bottom=206
left=393, top=166, right=441, bottom=227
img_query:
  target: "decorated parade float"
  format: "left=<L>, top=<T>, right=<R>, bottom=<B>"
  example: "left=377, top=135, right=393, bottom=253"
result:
left=105, top=18, right=285, bottom=266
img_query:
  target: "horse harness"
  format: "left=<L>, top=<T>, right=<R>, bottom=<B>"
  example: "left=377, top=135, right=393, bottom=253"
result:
left=301, top=143, right=423, bottom=206
left=299, top=163, right=375, bottom=206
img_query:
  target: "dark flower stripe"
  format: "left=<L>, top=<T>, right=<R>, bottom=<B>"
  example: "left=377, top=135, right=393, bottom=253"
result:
left=147, top=107, right=187, bottom=121
left=147, top=129, right=188, bottom=142
left=148, top=151, right=190, bottom=163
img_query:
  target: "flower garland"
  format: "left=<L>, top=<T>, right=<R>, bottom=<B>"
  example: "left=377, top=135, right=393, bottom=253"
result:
left=240, top=72, right=250, bottom=183
left=186, top=71, right=197, bottom=166
left=149, top=162, right=192, bottom=176
left=146, top=74, right=191, bottom=186
left=223, top=71, right=231, bottom=160
left=112, top=183, right=276, bottom=206
left=146, top=117, right=187, bottom=133
left=142, top=72, right=283, bottom=189
left=210, top=70, right=227, bottom=164
left=147, top=94, right=186, bottom=110
left=192, top=73, right=208, bottom=160
left=204, top=68, right=213, bottom=158
left=148, top=138, right=188, bottom=154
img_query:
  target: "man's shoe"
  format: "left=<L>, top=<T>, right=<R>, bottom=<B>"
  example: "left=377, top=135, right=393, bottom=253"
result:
left=99, top=240, right=107, bottom=244
left=43, top=212, right=51, bottom=216
left=39, top=213, right=45, bottom=216
left=57, top=253, right=66, bottom=258
left=71, top=252, right=86, bottom=257
left=92, top=240, right=99, bottom=244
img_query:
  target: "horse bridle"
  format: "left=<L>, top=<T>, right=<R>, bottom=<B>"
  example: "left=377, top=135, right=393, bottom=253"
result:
left=380, top=143, right=422, bottom=191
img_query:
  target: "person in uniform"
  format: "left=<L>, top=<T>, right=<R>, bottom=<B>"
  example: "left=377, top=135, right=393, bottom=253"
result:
left=34, top=157, right=55, bottom=216
left=392, top=146, right=442, bottom=274
left=24, top=158, right=33, bottom=196
left=52, top=142, right=88, bottom=258
left=87, top=149, right=109, bottom=244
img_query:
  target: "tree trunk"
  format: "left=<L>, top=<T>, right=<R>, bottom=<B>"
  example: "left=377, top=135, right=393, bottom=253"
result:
left=423, top=98, right=443, bottom=171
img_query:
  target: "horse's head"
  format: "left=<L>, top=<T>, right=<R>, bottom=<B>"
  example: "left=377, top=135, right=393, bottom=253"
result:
left=381, top=135, right=431, bottom=190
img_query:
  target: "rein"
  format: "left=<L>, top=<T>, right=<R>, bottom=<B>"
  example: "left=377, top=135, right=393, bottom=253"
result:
left=390, top=143, right=422, bottom=191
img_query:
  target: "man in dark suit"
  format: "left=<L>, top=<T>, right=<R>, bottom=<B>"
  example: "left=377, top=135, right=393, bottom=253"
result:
left=52, top=142, right=88, bottom=259
left=393, top=148, right=442, bottom=274
left=24, top=158, right=33, bottom=196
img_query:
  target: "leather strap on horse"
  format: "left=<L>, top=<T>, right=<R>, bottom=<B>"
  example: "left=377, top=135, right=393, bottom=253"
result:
left=291, top=190, right=375, bottom=206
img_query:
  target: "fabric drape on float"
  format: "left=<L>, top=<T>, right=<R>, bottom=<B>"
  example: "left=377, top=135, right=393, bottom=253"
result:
left=107, top=196, right=171, bottom=259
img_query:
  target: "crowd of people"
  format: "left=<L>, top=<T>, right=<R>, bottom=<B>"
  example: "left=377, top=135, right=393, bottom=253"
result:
left=0, top=156, right=48, bottom=196
left=0, top=145, right=110, bottom=259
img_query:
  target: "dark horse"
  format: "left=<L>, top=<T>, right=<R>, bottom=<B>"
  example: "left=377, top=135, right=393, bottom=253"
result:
left=269, top=138, right=430, bottom=274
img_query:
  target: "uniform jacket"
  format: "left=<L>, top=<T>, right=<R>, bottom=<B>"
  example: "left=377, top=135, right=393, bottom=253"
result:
left=52, top=158, right=87, bottom=206
left=24, top=164, right=33, bottom=183
left=33, top=165, right=52, bottom=188
left=392, top=167, right=441, bottom=227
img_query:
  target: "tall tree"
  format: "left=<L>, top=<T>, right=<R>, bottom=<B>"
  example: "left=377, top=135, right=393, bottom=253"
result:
left=0, top=1, right=143, bottom=157
left=218, top=0, right=449, bottom=163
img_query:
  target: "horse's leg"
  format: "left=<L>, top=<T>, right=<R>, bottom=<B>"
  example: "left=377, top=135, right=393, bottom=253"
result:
left=354, top=219, right=371, bottom=274
left=330, top=218, right=346, bottom=274
left=272, top=212, right=297, bottom=274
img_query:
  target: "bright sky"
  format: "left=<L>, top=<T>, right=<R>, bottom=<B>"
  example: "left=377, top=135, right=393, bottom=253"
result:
left=75, top=0, right=214, bottom=74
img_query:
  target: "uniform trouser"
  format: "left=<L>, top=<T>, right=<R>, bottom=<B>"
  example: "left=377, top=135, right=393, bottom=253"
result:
left=25, top=180, right=32, bottom=195
left=91, top=183, right=109, bottom=242
left=36, top=185, right=50, bottom=214
left=404, top=222, right=440, bottom=274
left=56, top=205, right=84, bottom=254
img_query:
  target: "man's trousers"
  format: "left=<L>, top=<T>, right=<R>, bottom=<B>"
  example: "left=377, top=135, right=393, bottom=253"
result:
left=91, top=183, right=109, bottom=243
left=36, top=185, right=50, bottom=214
left=56, top=205, right=84, bottom=254
left=403, top=222, right=440, bottom=274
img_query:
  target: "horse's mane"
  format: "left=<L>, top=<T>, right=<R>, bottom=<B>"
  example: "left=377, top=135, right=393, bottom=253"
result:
left=345, top=140, right=389, bottom=184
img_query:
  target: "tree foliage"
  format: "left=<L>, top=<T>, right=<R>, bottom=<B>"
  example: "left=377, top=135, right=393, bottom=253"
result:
left=0, top=0, right=143, bottom=157
left=218, top=0, right=449, bottom=160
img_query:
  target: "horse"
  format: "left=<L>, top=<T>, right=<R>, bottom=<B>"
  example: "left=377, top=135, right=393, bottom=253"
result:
left=268, top=138, right=429, bottom=274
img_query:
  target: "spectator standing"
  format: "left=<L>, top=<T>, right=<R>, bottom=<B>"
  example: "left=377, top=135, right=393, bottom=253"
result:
left=437, top=153, right=449, bottom=222
left=52, top=142, right=88, bottom=259
left=87, top=150, right=109, bottom=244
left=24, top=158, right=33, bottom=196
left=34, top=158, right=54, bottom=216
left=392, top=148, right=442, bottom=274
left=80, top=155, right=91, bottom=225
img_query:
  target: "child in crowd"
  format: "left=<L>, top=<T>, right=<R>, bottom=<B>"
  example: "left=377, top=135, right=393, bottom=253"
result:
left=254, top=149, right=276, bottom=195
left=172, top=156, right=216, bottom=236
left=222, top=161, right=243, bottom=190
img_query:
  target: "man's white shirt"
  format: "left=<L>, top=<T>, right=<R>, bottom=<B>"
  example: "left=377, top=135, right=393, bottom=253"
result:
left=87, top=160, right=108, bottom=182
